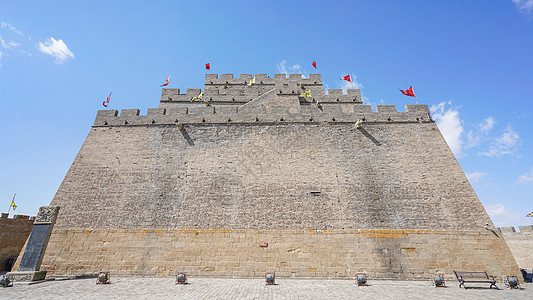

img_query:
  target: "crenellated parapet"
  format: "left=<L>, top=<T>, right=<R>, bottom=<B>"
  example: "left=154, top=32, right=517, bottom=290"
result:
left=160, top=73, right=362, bottom=104
left=95, top=73, right=433, bottom=127
left=498, top=225, right=533, bottom=234
left=204, top=73, right=323, bottom=85
left=93, top=104, right=432, bottom=127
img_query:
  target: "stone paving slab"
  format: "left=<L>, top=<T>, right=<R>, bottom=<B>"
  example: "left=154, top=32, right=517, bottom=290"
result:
left=0, top=277, right=531, bottom=300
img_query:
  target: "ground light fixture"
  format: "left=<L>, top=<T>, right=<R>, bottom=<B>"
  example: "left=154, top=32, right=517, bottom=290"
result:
left=505, top=276, right=520, bottom=289
left=355, top=273, right=368, bottom=286
left=265, top=272, right=275, bottom=285
left=1, top=275, right=12, bottom=287
left=176, top=272, right=187, bottom=285
left=431, top=274, right=446, bottom=287
left=96, top=272, right=110, bottom=284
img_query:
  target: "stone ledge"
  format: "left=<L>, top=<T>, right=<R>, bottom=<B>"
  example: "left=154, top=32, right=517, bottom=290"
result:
left=7, top=270, right=47, bottom=282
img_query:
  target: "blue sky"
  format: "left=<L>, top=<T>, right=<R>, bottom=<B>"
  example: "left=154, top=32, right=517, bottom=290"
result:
left=1, top=1, right=532, bottom=227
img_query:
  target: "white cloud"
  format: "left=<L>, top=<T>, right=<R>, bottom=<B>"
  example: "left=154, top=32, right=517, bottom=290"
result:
left=465, top=131, right=480, bottom=149
left=465, top=117, right=495, bottom=149
left=1, top=36, right=21, bottom=48
left=466, top=171, right=488, bottom=183
left=485, top=203, right=523, bottom=220
left=1, top=22, right=23, bottom=35
left=36, top=37, right=74, bottom=63
left=430, top=102, right=464, bottom=158
left=512, top=0, right=533, bottom=15
left=516, top=167, right=533, bottom=184
left=480, top=117, right=495, bottom=132
left=486, top=203, right=507, bottom=217
left=276, top=60, right=308, bottom=77
left=277, top=60, right=288, bottom=74
left=0, top=51, right=3, bottom=67
left=479, top=125, right=520, bottom=157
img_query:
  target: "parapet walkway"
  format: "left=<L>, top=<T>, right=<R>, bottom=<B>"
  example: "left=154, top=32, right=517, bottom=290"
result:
left=1, top=277, right=531, bottom=299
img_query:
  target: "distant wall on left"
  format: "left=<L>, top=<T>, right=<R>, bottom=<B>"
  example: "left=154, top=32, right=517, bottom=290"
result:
left=0, top=213, right=35, bottom=271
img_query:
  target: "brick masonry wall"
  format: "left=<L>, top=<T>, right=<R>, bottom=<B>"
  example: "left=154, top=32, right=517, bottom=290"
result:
left=0, top=214, right=34, bottom=271
left=50, top=122, right=493, bottom=231
left=41, top=74, right=516, bottom=278
left=39, top=228, right=520, bottom=280
left=498, top=225, right=533, bottom=270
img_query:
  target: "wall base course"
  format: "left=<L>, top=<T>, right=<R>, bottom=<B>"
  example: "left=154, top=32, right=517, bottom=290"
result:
left=34, top=228, right=520, bottom=280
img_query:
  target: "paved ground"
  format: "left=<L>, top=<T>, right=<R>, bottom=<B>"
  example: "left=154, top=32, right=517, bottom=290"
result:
left=1, top=277, right=531, bottom=299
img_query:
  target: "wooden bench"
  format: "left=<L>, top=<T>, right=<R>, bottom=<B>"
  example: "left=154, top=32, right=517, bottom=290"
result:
left=453, top=271, right=498, bottom=289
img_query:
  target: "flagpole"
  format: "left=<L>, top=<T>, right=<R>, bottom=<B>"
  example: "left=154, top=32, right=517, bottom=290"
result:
left=7, top=193, right=15, bottom=215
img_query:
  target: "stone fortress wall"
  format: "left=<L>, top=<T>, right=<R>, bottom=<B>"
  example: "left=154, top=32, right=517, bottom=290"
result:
left=30, top=73, right=521, bottom=280
left=498, top=225, right=533, bottom=271
left=0, top=213, right=35, bottom=271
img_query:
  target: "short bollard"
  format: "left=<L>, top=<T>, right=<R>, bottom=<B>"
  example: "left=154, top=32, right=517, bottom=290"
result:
left=176, top=272, right=187, bottom=285
left=96, top=272, right=110, bottom=284
left=265, top=272, right=275, bottom=285
left=1, top=275, right=12, bottom=287
left=355, top=273, right=368, bottom=286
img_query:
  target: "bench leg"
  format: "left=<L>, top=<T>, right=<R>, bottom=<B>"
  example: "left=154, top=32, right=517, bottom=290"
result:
left=459, top=282, right=465, bottom=289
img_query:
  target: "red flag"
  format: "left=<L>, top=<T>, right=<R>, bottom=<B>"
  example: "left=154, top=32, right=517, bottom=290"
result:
left=102, top=92, right=111, bottom=107
left=160, top=75, right=170, bottom=87
left=341, top=75, right=352, bottom=83
left=400, top=86, right=416, bottom=97
left=312, top=61, right=317, bottom=69
left=206, top=63, right=210, bottom=70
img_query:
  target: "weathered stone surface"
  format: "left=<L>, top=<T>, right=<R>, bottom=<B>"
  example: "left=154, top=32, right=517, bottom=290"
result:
left=50, top=122, right=489, bottom=231
left=498, top=225, right=533, bottom=270
left=35, top=206, right=60, bottom=224
left=39, top=228, right=520, bottom=280
left=12, top=206, right=59, bottom=278
left=0, top=214, right=34, bottom=271
left=7, top=270, right=46, bottom=282
left=40, top=73, right=519, bottom=279
left=18, top=224, right=52, bottom=271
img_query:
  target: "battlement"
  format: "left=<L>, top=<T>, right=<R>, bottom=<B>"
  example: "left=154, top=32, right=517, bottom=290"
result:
left=97, top=73, right=433, bottom=129
left=1, top=213, right=36, bottom=221
left=498, top=225, right=533, bottom=234
left=161, top=73, right=362, bottom=103
left=94, top=104, right=432, bottom=127
left=204, top=73, right=323, bottom=84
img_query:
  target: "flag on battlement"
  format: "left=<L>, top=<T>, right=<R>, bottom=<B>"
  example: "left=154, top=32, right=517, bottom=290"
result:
left=191, top=92, right=203, bottom=102
left=527, top=211, right=533, bottom=217
left=10, top=194, right=16, bottom=210
left=300, top=90, right=312, bottom=98
left=312, top=61, right=317, bottom=69
left=400, top=86, right=416, bottom=97
left=248, top=77, right=256, bottom=86
left=206, top=63, right=210, bottom=70
left=341, top=75, right=352, bottom=83
left=160, top=75, right=170, bottom=87
left=102, top=92, right=111, bottom=108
